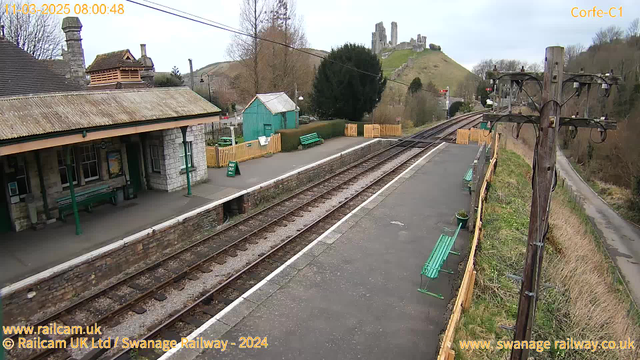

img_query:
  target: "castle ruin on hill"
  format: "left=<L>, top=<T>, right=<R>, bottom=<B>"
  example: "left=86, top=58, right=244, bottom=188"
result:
left=371, top=21, right=427, bottom=55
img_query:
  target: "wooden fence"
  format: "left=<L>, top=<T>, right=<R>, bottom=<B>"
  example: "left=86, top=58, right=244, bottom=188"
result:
left=363, top=124, right=401, bottom=138
left=456, top=129, right=470, bottom=144
left=437, top=132, right=499, bottom=360
left=456, top=128, right=492, bottom=145
left=206, top=133, right=281, bottom=168
left=345, top=124, right=357, bottom=137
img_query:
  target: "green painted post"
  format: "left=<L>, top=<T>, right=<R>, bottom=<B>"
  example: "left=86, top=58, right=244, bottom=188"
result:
left=180, top=127, right=192, bottom=196
left=66, top=146, right=82, bottom=235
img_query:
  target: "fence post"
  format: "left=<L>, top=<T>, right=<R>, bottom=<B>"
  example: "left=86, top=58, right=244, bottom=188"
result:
left=463, top=270, right=477, bottom=311
left=215, top=145, right=220, bottom=168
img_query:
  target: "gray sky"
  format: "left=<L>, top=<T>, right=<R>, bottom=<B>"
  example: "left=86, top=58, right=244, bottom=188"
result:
left=35, top=0, right=639, bottom=72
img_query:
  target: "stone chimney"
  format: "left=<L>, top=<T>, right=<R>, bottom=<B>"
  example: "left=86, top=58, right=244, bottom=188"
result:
left=139, top=43, right=155, bottom=85
left=61, top=17, right=87, bottom=86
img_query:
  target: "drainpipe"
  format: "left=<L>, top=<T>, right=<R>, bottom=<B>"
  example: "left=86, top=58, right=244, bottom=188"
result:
left=35, top=151, right=51, bottom=220
left=180, top=126, right=192, bottom=196
left=65, top=146, right=82, bottom=235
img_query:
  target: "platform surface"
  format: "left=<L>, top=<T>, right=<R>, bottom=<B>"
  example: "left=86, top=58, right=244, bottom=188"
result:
left=180, top=143, right=480, bottom=360
left=0, top=137, right=371, bottom=287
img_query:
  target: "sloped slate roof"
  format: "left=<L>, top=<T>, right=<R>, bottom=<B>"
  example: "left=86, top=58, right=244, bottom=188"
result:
left=0, top=87, right=221, bottom=141
left=0, top=38, right=83, bottom=97
left=247, top=92, right=297, bottom=115
left=86, top=50, right=144, bottom=72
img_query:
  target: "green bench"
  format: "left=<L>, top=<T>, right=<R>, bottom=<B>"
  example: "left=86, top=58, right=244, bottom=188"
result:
left=463, top=167, right=473, bottom=193
left=299, top=133, right=323, bottom=148
left=418, top=223, right=462, bottom=299
left=55, top=185, right=117, bottom=221
left=217, top=137, right=233, bottom=147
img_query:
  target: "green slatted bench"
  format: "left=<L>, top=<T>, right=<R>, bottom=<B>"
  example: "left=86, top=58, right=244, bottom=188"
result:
left=55, top=185, right=117, bottom=221
left=463, top=167, right=473, bottom=193
left=299, top=133, right=323, bottom=148
left=418, top=223, right=462, bottom=299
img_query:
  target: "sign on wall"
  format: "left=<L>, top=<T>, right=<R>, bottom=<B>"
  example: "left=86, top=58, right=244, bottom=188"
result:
left=107, top=151, right=123, bottom=178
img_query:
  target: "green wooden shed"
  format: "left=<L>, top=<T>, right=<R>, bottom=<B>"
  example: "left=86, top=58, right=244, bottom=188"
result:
left=242, top=92, right=298, bottom=141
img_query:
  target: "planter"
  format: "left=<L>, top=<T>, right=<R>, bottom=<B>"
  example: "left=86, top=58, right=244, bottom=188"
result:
left=456, top=214, right=469, bottom=228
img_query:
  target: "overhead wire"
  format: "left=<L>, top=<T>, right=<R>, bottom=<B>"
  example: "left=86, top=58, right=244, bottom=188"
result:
left=126, top=0, right=429, bottom=92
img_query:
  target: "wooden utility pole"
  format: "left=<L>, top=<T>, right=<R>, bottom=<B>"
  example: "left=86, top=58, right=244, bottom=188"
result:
left=510, top=46, right=564, bottom=360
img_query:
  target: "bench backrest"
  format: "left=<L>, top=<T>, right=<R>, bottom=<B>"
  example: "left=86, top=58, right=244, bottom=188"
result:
left=56, top=185, right=111, bottom=203
left=300, top=133, right=319, bottom=141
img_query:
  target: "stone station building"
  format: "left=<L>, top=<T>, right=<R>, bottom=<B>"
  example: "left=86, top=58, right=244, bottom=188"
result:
left=0, top=88, right=220, bottom=233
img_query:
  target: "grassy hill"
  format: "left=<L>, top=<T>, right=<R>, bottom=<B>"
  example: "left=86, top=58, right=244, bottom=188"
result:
left=381, top=49, right=474, bottom=94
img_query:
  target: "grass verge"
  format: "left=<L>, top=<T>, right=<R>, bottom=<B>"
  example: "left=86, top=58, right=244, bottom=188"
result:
left=453, top=148, right=639, bottom=360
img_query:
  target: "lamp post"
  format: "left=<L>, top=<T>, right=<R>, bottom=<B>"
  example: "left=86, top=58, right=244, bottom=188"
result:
left=199, top=73, right=212, bottom=103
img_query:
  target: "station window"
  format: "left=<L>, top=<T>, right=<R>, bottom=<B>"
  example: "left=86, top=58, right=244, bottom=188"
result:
left=7, top=156, right=31, bottom=200
left=150, top=145, right=162, bottom=173
left=80, top=144, right=100, bottom=181
left=179, top=142, right=193, bottom=169
left=57, top=149, right=78, bottom=187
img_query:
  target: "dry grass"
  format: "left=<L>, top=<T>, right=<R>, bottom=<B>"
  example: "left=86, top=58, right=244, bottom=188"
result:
left=455, top=131, right=639, bottom=359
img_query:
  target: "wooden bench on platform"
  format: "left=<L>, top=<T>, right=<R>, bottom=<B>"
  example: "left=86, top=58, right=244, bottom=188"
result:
left=299, top=133, right=323, bottom=148
left=418, top=223, right=462, bottom=299
left=55, top=185, right=117, bottom=221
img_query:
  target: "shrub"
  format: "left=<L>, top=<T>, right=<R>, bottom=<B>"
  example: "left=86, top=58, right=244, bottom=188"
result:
left=278, top=120, right=346, bottom=151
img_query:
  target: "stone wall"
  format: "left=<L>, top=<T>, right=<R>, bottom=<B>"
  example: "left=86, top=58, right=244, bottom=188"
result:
left=163, top=125, right=208, bottom=192
left=2, top=203, right=224, bottom=324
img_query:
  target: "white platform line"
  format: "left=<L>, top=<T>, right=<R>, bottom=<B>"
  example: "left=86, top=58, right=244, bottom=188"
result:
left=156, top=142, right=446, bottom=360
left=1, top=139, right=387, bottom=297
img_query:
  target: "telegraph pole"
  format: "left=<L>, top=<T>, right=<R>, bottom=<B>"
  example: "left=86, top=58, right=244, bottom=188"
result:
left=510, top=46, right=564, bottom=360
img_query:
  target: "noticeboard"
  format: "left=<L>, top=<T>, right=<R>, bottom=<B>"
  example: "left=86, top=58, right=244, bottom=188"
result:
left=227, top=161, right=241, bottom=177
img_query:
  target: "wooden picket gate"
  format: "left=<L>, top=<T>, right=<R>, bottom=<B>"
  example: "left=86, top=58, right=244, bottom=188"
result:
left=456, top=129, right=470, bottom=144
left=345, top=124, right=358, bottom=137
left=364, top=124, right=381, bottom=138
left=206, top=133, right=281, bottom=168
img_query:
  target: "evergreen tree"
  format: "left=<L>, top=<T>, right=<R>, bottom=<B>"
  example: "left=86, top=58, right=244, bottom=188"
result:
left=408, top=77, right=423, bottom=94
left=311, top=43, right=386, bottom=121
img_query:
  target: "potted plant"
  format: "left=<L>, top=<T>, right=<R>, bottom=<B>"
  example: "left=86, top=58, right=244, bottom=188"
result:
left=456, top=209, right=469, bottom=228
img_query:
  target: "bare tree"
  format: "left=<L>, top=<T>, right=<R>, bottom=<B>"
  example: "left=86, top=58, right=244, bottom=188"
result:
left=564, top=44, right=585, bottom=66
left=592, top=25, right=623, bottom=45
left=526, top=61, right=543, bottom=73
left=227, top=0, right=267, bottom=98
left=472, top=59, right=494, bottom=79
left=627, top=18, right=639, bottom=38
left=455, top=72, right=478, bottom=102
left=261, top=0, right=309, bottom=96
left=0, top=0, right=64, bottom=59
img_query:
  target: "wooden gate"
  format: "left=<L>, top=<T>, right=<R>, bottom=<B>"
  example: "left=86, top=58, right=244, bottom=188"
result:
left=345, top=124, right=357, bottom=137
left=364, top=124, right=381, bottom=138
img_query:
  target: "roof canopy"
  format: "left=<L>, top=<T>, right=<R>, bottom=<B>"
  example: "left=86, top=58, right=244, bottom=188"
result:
left=246, top=92, right=297, bottom=115
left=0, top=87, right=221, bottom=142
left=86, top=50, right=144, bottom=72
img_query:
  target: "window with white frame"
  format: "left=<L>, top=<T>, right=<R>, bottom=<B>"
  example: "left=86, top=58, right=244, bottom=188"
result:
left=57, top=149, right=77, bottom=187
left=7, top=156, right=30, bottom=199
left=150, top=145, right=162, bottom=173
left=179, top=142, right=193, bottom=169
left=80, top=144, right=100, bottom=181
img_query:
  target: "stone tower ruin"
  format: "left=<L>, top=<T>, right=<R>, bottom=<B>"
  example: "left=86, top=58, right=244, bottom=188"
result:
left=391, top=22, right=398, bottom=47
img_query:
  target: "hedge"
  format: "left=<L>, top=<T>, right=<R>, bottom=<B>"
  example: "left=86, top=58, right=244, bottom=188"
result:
left=278, top=120, right=346, bottom=151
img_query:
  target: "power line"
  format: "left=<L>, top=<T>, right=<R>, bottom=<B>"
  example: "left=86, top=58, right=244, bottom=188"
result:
left=126, top=0, right=420, bottom=90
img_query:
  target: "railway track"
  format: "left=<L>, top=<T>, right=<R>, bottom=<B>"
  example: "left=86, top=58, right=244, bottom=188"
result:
left=5, top=112, right=483, bottom=360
